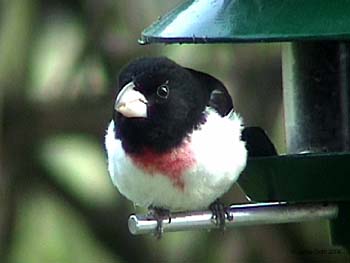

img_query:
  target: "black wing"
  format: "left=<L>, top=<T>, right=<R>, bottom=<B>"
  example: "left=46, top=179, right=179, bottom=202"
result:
left=186, top=68, right=233, bottom=116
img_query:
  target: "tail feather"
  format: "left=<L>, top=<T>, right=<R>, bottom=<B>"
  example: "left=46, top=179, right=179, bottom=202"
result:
left=239, top=126, right=277, bottom=203
left=241, top=127, right=277, bottom=157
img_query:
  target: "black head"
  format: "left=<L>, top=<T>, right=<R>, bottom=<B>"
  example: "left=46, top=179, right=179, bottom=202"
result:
left=113, top=57, right=212, bottom=153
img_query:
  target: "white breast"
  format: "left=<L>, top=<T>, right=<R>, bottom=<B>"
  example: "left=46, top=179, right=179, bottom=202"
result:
left=105, top=109, right=247, bottom=211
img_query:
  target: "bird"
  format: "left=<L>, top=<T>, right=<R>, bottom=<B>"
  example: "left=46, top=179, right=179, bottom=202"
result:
left=105, top=56, right=275, bottom=237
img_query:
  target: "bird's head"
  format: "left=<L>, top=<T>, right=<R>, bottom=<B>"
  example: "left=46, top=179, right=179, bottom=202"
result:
left=113, top=57, right=211, bottom=153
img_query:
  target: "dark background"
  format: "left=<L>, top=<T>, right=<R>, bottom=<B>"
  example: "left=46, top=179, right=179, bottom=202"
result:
left=1, top=0, right=348, bottom=262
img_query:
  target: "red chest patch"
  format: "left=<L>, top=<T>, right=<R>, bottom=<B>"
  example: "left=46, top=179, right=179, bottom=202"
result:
left=129, top=142, right=196, bottom=190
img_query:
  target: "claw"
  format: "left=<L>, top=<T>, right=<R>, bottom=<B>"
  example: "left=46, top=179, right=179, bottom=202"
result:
left=148, top=206, right=171, bottom=239
left=209, top=199, right=233, bottom=231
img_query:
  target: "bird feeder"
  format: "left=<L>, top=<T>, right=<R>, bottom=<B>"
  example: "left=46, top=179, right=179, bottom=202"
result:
left=131, top=0, right=350, bottom=248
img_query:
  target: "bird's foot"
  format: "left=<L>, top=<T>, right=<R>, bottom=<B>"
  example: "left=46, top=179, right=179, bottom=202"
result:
left=148, top=206, right=171, bottom=239
left=209, top=199, right=233, bottom=231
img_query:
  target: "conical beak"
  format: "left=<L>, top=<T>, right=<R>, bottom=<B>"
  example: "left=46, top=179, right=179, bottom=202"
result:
left=115, top=82, right=148, bottom=118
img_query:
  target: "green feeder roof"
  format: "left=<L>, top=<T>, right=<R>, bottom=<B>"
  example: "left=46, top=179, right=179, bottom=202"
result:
left=140, top=0, right=350, bottom=44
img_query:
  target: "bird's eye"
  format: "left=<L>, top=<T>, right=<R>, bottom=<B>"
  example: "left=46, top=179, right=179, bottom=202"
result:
left=156, top=84, right=169, bottom=99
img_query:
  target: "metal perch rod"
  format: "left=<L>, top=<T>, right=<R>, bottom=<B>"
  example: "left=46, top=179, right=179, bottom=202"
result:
left=128, top=202, right=338, bottom=235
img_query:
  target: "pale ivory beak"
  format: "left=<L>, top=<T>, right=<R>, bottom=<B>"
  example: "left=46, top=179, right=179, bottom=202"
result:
left=115, top=81, right=148, bottom=118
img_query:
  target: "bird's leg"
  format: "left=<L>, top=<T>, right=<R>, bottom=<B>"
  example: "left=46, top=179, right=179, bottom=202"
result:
left=209, top=199, right=233, bottom=231
left=148, top=206, right=171, bottom=239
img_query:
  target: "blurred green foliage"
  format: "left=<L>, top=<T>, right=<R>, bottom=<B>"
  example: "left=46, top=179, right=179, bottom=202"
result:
left=29, top=13, right=86, bottom=101
left=2, top=0, right=349, bottom=262
left=39, top=134, right=117, bottom=207
left=9, top=190, right=118, bottom=263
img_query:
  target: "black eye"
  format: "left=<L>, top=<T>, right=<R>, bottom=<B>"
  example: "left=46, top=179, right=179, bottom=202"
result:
left=156, top=84, right=169, bottom=99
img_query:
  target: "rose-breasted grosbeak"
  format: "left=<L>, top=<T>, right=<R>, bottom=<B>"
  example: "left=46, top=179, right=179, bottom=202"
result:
left=105, top=57, right=276, bottom=237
